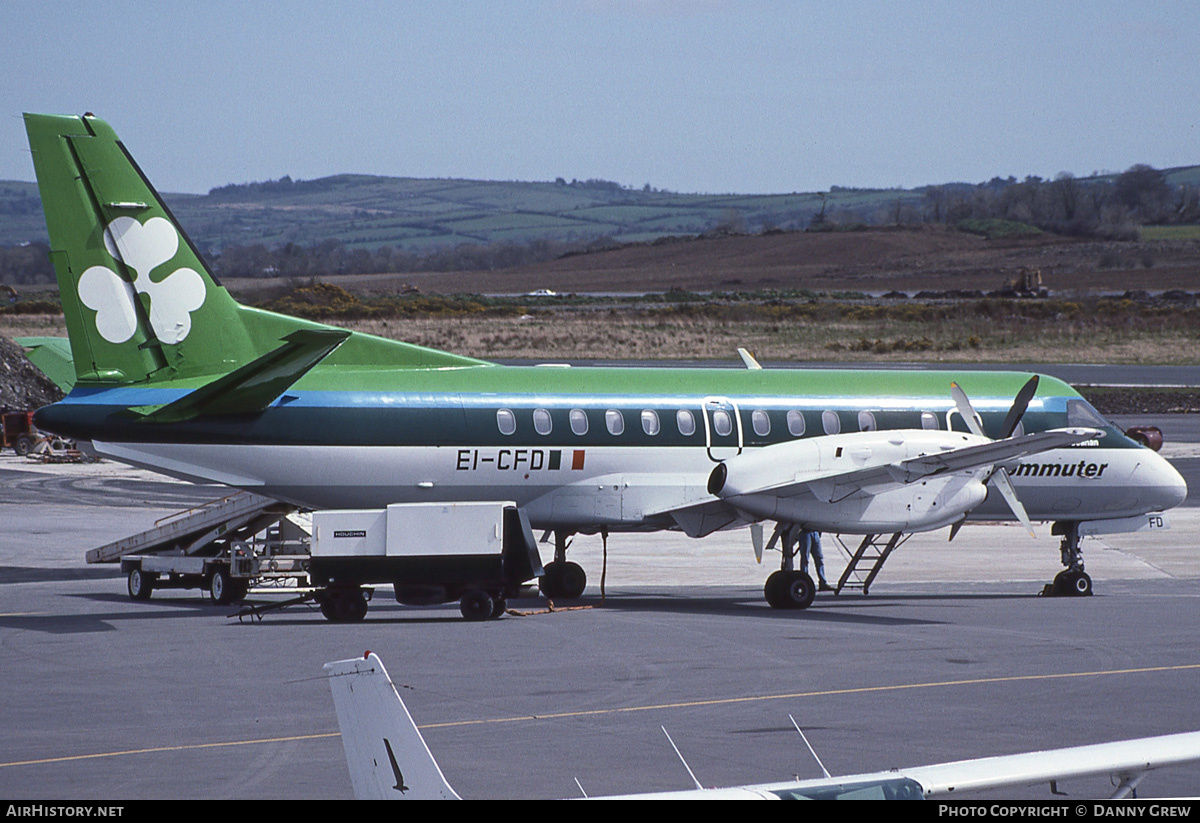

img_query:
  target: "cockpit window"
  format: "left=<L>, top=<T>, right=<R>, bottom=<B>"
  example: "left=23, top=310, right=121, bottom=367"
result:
left=771, top=777, right=925, bottom=800
left=1066, top=398, right=1109, bottom=430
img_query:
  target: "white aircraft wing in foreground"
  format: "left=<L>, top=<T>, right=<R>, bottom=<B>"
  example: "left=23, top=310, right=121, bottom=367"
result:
left=325, top=653, right=1200, bottom=800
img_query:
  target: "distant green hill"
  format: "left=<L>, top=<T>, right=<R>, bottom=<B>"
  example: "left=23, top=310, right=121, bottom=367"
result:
left=0, top=174, right=917, bottom=252
left=4, top=164, right=1197, bottom=253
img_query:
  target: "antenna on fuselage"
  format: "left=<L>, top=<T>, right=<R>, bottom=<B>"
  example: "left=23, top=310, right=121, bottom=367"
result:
left=661, top=726, right=704, bottom=790
left=789, top=715, right=832, bottom=779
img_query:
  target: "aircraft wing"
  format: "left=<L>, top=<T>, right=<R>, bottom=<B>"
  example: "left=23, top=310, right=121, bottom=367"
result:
left=898, top=731, right=1200, bottom=798
left=713, top=427, right=1099, bottom=503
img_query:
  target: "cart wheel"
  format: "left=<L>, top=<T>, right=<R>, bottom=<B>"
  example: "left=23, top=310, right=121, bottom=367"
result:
left=490, top=596, right=507, bottom=620
left=460, top=589, right=494, bottom=621
left=14, top=435, right=34, bottom=457
left=128, top=568, right=156, bottom=601
left=209, top=567, right=235, bottom=605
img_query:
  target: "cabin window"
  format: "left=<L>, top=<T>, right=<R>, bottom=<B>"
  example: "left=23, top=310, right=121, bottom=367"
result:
left=822, top=410, right=841, bottom=435
left=533, top=408, right=552, bottom=436
left=640, top=410, right=660, bottom=436
left=752, top=409, right=771, bottom=436
left=569, top=408, right=588, bottom=436
left=605, top=409, right=625, bottom=436
left=858, top=410, right=877, bottom=432
left=920, top=411, right=939, bottom=430
left=496, top=409, right=516, bottom=436
left=787, top=410, right=806, bottom=437
left=712, top=409, right=733, bottom=437
left=677, top=409, right=696, bottom=436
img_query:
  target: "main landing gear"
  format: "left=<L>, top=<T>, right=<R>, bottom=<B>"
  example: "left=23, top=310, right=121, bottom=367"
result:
left=763, top=523, right=816, bottom=610
left=539, top=530, right=587, bottom=600
left=1044, top=522, right=1093, bottom=597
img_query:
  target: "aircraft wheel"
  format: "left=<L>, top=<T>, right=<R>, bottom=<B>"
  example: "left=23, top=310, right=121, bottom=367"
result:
left=490, top=596, right=508, bottom=620
left=558, top=562, right=586, bottom=599
left=460, top=589, right=494, bottom=621
left=540, top=561, right=586, bottom=599
left=1051, top=570, right=1093, bottom=597
left=539, top=562, right=562, bottom=598
left=775, top=571, right=815, bottom=610
left=765, top=571, right=815, bottom=610
left=1073, top=572, right=1093, bottom=596
left=764, top=571, right=787, bottom=608
left=127, top=568, right=156, bottom=601
left=208, top=567, right=235, bottom=605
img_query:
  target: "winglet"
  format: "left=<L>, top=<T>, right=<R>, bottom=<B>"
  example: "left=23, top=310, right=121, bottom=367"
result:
left=323, top=652, right=462, bottom=800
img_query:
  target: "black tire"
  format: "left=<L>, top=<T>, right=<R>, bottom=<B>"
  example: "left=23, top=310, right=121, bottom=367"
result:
left=764, top=571, right=786, bottom=609
left=460, top=589, right=494, bottom=621
left=208, top=567, right=235, bottom=605
left=490, top=596, right=508, bottom=620
left=127, top=568, right=156, bottom=601
left=14, top=435, right=33, bottom=457
left=1069, top=571, right=1093, bottom=597
left=766, top=571, right=815, bottom=610
left=783, top=572, right=816, bottom=610
left=338, top=590, right=368, bottom=621
left=539, top=562, right=560, bottom=598
left=319, top=598, right=337, bottom=621
left=557, top=561, right=586, bottom=599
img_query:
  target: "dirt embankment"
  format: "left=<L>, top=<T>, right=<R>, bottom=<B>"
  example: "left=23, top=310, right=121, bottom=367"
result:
left=0, top=336, right=62, bottom=411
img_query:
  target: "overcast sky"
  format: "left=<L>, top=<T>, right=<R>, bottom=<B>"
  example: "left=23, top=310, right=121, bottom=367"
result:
left=2, top=1, right=1197, bottom=195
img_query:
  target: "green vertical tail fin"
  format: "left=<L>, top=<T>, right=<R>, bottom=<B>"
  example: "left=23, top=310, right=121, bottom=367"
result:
left=25, top=113, right=493, bottom=388
left=24, top=113, right=268, bottom=385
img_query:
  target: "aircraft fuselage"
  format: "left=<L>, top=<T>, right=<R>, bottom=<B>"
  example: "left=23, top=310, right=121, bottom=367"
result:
left=36, top=364, right=1186, bottom=536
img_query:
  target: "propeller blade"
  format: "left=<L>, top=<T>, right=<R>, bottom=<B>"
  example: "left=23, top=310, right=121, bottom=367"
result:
left=948, top=518, right=966, bottom=542
left=950, top=382, right=986, bottom=438
left=990, top=467, right=1036, bottom=538
left=999, top=375, right=1040, bottom=439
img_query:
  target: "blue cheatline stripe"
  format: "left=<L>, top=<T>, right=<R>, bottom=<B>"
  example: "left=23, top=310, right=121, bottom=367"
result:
left=57, top=387, right=1069, bottom=413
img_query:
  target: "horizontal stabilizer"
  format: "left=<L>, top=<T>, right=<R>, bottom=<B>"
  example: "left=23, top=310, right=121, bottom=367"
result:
left=130, top=328, right=350, bottom=422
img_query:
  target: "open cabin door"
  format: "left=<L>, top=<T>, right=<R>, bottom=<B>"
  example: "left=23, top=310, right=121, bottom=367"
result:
left=702, top=396, right=743, bottom=462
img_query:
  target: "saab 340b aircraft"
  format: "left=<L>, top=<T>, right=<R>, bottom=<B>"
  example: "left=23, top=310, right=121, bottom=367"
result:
left=22, top=113, right=1187, bottom=610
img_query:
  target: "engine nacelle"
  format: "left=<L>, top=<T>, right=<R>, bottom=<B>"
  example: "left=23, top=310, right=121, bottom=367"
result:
left=708, top=429, right=993, bottom=534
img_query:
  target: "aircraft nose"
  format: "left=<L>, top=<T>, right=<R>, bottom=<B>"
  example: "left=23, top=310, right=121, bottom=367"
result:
left=1147, top=451, right=1188, bottom=511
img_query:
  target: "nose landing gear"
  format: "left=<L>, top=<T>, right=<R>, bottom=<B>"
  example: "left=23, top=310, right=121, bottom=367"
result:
left=1044, top=522, right=1093, bottom=597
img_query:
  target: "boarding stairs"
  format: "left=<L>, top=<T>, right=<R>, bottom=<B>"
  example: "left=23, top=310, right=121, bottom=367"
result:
left=835, top=532, right=909, bottom=595
left=86, top=491, right=294, bottom=564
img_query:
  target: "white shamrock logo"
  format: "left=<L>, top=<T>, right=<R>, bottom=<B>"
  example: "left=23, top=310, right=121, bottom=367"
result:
left=77, top=216, right=206, bottom=345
